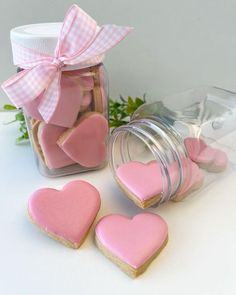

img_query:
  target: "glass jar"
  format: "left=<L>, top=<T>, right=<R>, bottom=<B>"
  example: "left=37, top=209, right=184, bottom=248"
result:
left=8, top=23, right=109, bottom=177
left=109, top=86, right=236, bottom=208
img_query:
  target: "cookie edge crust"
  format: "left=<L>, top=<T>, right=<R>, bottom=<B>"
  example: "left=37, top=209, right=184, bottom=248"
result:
left=27, top=209, right=97, bottom=249
left=95, top=234, right=168, bottom=278
left=115, top=176, right=162, bottom=209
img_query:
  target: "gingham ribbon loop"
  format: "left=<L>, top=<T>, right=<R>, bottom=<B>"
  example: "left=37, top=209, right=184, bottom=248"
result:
left=1, top=4, right=132, bottom=123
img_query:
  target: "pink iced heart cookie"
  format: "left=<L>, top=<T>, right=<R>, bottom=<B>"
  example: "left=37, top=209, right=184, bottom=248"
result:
left=95, top=213, right=168, bottom=278
left=116, top=159, right=204, bottom=207
left=58, top=112, right=108, bottom=168
left=28, top=180, right=101, bottom=248
left=184, top=138, right=228, bottom=172
left=116, top=161, right=178, bottom=208
left=37, top=122, right=75, bottom=169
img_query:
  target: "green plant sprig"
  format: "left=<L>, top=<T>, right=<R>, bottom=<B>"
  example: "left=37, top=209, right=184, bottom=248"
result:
left=109, top=94, right=146, bottom=128
left=3, top=104, right=29, bottom=144
left=3, top=94, right=146, bottom=144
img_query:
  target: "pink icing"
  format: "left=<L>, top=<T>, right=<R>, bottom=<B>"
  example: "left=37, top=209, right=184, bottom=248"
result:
left=58, top=113, right=108, bottom=168
left=38, top=122, right=75, bottom=169
left=28, top=180, right=101, bottom=245
left=48, top=74, right=83, bottom=128
left=24, top=94, right=43, bottom=121
left=24, top=73, right=92, bottom=128
left=116, top=159, right=204, bottom=201
left=116, top=161, right=164, bottom=201
left=81, top=91, right=92, bottom=108
left=184, top=138, right=207, bottom=162
left=184, top=137, right=228, bottom=169
left=117, top=160, right=181, bottom=201
left=95, top=213, right=168, bottom=268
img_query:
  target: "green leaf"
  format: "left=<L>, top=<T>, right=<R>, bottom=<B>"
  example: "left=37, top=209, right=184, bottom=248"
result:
left=3, top=104, right=17, bottom=110
left=3, top=106, right=29, bottom=144
left=109, top=94, right=146, bottom=129
left=15, top=112, right=25, bottom=121
left=127, top=96, right=134, bottom=106
left=135, top=97, right=145, bottom=106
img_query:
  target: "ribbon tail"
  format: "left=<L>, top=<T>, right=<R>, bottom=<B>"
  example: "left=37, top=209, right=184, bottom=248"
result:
left=1, top=63, right=56, bottom=108
left=38, top=71, right=62, bottom=123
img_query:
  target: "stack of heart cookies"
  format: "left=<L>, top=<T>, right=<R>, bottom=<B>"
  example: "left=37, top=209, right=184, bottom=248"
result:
left=27, top=64, right=109, bottom=172
left=114, top=137, right=228, bottom=208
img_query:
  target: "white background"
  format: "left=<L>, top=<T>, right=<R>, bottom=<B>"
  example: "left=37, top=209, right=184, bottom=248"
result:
left=1, top=0, right=236, bottom=105
left=0, top=1, right=236, bottom=294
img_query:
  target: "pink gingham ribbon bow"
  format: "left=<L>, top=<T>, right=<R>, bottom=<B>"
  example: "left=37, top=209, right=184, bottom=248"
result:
left=2, top=5, right=132, bottom=122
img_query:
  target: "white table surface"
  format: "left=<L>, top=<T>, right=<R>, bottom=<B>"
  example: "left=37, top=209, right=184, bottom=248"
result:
left=0, top=111, right=235, bottom=295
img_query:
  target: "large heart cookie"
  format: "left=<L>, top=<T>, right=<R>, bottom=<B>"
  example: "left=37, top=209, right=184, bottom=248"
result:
left=184, top=138, right=228, bottom=172
left=28, top=180, right=101, bottom=248
left=37, top=122, right=75, bottom=169
left=58, top=112, right=108, bottom=168
left=95, top=213, right=168, bottom=278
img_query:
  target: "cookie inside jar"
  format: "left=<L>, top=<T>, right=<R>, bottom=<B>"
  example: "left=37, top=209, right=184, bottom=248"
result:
left=26, top=63, right=109, bottom=177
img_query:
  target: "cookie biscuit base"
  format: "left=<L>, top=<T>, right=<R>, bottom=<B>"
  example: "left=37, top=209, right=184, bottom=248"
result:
left=95, top=235, right=168, bottom=278
left=92, top=65, right=104, bottom=113
left=30, top=120, right=46, bottom=164
left=28, top=210, right=96, bottom=249
left=115, top=176, right=162, bottom=209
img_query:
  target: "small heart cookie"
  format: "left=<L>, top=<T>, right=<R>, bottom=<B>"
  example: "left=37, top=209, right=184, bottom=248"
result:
left=37, top=122, right=75, bottom=169
left=95, top=213, right=168, bottom=278
left=58, top=112, right=108, bottom=168
left=116, top=161, right=178, bottom=208
left=184, top=138, right=228, bottom=172
left=116, top=159, right=204, bottom=207
left=28, top=180, right=101, bottom=248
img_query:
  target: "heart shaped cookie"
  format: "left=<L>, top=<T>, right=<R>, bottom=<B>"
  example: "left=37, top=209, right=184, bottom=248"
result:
left=28, top=180, right=101, bottom=248
left=58, top=112, right=108, bottom=168
left=116, top=159, right=204, bottom=207
left=116, top=160, right=179, bottom=208
left=184, top=138, right=228, bottom=172
left=95, top=213, right=168, bottom=278
left=37, top=122, right=75, bottom=169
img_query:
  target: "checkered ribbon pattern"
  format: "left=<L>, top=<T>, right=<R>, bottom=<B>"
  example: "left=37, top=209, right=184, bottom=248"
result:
left=2, top=4, right=132, bottom=123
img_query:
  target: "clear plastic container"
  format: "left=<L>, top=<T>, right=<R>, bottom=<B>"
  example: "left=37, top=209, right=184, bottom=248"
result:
left=109, top=86, right=236, bottom=208
left=23, top=63, right=109, bottom=177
